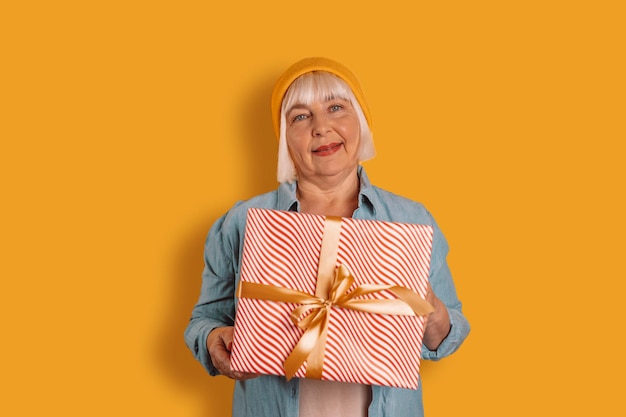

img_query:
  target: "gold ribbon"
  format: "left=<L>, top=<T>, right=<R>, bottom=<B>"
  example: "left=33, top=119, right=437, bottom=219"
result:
left=237, top=216, right=434, bottom=380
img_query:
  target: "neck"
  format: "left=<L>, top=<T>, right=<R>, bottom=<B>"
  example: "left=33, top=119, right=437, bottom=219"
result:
left=296, top=169, right=360, bottom=217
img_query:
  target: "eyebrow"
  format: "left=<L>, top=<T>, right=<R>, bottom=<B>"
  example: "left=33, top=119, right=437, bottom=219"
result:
left=286, top=96, right=348, bottom=114
left=285, top=104, right=308, bottom=117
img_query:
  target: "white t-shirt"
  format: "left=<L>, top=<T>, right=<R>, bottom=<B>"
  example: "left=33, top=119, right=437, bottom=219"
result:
left=299, top=379, right=371, bottom=417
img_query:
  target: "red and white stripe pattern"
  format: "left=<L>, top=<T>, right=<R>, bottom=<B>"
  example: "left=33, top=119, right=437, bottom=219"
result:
left=231, top=208, right=434, bottom=389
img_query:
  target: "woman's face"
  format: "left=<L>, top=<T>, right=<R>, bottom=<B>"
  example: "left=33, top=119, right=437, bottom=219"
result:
left=285, top=96, right=361, bottom=182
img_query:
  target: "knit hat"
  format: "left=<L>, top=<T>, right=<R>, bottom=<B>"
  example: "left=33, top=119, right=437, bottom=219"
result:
left=270, top=57, right=372, bottom=140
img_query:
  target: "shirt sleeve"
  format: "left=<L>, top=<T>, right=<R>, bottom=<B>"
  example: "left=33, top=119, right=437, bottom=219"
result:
left=421, top=213, right=470, bottom=360
left=184, top=210, right=240, bottom=376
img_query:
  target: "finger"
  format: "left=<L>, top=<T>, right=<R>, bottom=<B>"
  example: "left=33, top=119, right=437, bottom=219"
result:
left=425, top=283, right=438, bottom=305
left=208, top=342, right=234, bottom=375
left=208, top=327, right=257, bottom=380
left=220, top=328, right=235, bottom=350
left=232, top=370, right=259, bottom=380
left=211, top=346, right=233, bottom=375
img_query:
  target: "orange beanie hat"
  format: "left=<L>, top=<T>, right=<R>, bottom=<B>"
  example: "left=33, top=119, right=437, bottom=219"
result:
left=270, top=57, right=372, bottom=140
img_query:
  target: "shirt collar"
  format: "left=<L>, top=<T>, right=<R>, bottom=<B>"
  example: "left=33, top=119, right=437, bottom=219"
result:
left=276, top=165, right=376, bottom=215
left=356, top=165, right=376, bottom=215
left=277, top=180, right=299, bottom=211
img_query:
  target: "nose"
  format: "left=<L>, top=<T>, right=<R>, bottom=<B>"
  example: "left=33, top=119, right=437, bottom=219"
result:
left=311, top=113, right=331, bottom=137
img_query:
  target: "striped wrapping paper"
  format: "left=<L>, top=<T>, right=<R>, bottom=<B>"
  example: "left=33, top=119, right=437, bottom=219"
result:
left=230, top=208, right=434, bottom=389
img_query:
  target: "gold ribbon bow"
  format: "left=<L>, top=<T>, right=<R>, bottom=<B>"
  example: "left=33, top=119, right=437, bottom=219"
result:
left=237, top=215, right=434, bottom=380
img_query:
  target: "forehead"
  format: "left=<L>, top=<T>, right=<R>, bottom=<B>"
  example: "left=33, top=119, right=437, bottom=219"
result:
left=282, top=72, right=353, bottom=111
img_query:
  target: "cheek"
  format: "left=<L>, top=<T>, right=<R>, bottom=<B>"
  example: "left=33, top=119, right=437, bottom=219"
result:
left=286, top=139, right=306, bottom=161
left=340, top=123, right=360, bottom=145
left=339, top=117, right=360, bottom=139
left=286, top=126, right=306, bottom=145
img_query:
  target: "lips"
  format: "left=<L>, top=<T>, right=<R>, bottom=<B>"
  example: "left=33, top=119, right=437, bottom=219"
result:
left=312, top=142, right=343, bottom=155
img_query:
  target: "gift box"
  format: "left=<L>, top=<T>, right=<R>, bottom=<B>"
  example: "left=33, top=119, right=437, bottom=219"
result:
left=230, top=208, right=434, bottom=389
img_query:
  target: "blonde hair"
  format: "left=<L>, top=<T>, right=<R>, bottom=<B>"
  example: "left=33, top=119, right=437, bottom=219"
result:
left=277, top=72, right=375, bottom=183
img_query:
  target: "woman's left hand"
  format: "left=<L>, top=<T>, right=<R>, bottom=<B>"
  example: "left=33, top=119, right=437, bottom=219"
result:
left=422, top=283, right=451, bottom=351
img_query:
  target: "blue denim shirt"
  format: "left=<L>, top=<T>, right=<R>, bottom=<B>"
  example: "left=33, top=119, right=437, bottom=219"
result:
left=185, top=167, right=470, bottom=417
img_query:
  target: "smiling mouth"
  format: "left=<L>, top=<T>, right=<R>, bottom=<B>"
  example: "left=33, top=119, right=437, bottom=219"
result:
left=313, top=142, right=343, bottom=154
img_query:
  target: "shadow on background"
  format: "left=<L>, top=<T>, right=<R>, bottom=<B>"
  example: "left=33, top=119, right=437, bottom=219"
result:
left=158, top=72, right=279, bottom=415
left=160, top=210, right=233, bottom=415
left=239, top=69, right=280, bottom=197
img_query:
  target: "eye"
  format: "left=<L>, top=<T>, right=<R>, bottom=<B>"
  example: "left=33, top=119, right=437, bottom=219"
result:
left=329, top=104, right=343, bottom=112
left=292, top=113, right=308, bottom=122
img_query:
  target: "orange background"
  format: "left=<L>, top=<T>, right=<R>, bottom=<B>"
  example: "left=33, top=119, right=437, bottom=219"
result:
left=2, top=1, right=624, bottom=416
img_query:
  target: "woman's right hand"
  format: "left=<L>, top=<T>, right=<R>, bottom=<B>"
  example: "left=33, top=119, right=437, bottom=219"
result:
left=206, top=326, right=258, bottom=380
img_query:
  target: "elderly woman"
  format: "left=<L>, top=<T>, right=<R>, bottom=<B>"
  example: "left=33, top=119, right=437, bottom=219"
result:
left=185, top=57, right=470, bottom=417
